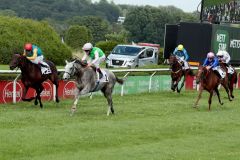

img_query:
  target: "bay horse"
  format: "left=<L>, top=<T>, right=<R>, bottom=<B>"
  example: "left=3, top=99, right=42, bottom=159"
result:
left=63, top=59, right=124, bottom=116
left=219, top=63, right=237, bottom=99
left=194, top=65, right=231, bottom=111
left=9, top=54, right=59, bottom=107
left=169, top=55, right=194, bottom=93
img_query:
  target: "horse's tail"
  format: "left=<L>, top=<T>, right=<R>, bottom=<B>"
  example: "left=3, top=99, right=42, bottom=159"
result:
left=116, top=76, right=124, bottom=85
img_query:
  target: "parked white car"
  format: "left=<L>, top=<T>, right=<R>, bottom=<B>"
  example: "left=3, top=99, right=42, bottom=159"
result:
left=106, top=45, right=159, bottom=68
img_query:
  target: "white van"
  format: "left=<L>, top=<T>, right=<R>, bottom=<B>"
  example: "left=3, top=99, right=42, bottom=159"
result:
left=106, top=44, right=159, bottom=68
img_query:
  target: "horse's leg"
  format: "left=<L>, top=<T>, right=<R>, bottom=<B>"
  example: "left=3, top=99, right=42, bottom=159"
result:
left=221, top=81, right=232, bottom=101
left=171, top=80, right=176, bottom=91
left=22, top=86, right=35, bottom=102
left=71, top=86, right=90, bottom=115
left=214, top=88, right=223, bottom=105
left=50, top=74, right=60, bottom=103
left=194, top=86, right=203, bottom=108
left=228, top=73, right=236, bottom=99
left=208, top=91, right=214, bottom=111
left=177, top=75, right=185, bottom=93
left=35, top=84, right=44, bottom=108
left=101, top=86, right=114, bottom=116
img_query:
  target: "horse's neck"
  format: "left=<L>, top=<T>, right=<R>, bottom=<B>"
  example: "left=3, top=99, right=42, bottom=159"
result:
left=20, top=60, right=39, bottom=77
left=172, top=63, right=181, bottom=71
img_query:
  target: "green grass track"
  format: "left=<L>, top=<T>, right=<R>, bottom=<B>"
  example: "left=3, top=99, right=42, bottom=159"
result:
left=0, top=90, right=240, bottom=160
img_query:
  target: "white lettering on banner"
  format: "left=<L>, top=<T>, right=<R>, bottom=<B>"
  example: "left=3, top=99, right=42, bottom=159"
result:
left=63, top=81, right=77, bottom=98
left=219, top=43, right=227, bottom=50
left=230, top=39, right=240, bottom=48
left=217, top=34, right=226, bottom=42
left=4, top=90, right=21, bottom=98
left=3, top=82, right=22, bottom=103
left=40, top=89, right=51, bottom=97
left=64, top=87, right=77, bottom=96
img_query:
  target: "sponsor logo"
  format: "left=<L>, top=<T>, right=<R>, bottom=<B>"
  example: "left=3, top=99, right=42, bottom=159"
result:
left=3, top=82, right=22, bottom=103
left=214, top=30, right=229, bottom=52
left=40, top=82, right=52, bottom=100
left=63, top=81, right=77, bottom=99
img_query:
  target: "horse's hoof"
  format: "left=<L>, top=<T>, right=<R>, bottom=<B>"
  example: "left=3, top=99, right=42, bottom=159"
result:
left=34, top=101, right=38, bottom=105
left=220, top=102, right=224, bottom=105
left=40, top=105, right=43, bottom=108
left=56, top=99, right=60, bottom=103
left=231, top=95, right=235, bottom=99
left=193, top=104, right=198, bottom=108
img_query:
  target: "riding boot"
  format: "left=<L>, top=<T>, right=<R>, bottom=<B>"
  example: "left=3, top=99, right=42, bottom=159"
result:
left=97, top=68, right=103, bottom=79
left=39, top=63, right=48, bottom=68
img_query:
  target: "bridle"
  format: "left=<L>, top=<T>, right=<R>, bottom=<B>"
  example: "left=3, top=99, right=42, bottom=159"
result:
left=64, top=62, right=77, bottom=77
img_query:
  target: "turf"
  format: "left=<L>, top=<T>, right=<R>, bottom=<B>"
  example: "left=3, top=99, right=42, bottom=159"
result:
left=0, top=90, right=240, bottom=160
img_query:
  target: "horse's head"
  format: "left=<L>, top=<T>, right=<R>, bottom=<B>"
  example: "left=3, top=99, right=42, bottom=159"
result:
left=9, top=54, right=24, bottom=70
left=169, top=55, right=177, bottom=66
left=63, top=60, right=77, bottom=80
left=169, top=55, right=181, bottom=69
left=196, top=65, right=207, bottom=84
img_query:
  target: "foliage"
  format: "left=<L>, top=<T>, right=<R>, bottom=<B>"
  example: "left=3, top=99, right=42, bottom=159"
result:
left=1, top=90, right=240, bottom=159
left=0, top=0, right=121, bottom=23
left=65, top=25, right=92, bottom=50
left=67, top=16, right=109, bottom=43
left=0, top=16, right=71, bottom=65
left=105, top=30, right=129, bottom=44
left=124, top=6, right=199, bottom=45
left=95, top=41, right=118, bottom=56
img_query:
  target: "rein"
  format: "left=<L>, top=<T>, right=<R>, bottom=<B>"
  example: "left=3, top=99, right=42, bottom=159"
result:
left=171, top=68, right=181, bottom=74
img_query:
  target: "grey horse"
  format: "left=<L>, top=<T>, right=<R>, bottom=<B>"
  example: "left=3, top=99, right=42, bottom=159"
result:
left=63, top=59, right=124, bottom=115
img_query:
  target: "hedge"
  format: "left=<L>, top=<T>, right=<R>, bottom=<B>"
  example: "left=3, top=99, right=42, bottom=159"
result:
left=0, top=16, right=71, bottom=65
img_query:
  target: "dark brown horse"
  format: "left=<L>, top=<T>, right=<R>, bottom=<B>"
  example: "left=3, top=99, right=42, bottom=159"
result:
left=9, top=54, right=59, bottom=107
left=219, top=63, right=237, bottom=99
left=169, top=55, right=194, bottom=93
left=194, top=65, right=231, bottom=111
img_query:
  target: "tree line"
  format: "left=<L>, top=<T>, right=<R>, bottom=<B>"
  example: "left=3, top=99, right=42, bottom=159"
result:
left=0, top=0, right=199, bottom=63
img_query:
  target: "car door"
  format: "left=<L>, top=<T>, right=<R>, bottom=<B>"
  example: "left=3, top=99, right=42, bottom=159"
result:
left=138, top=48, right=155, bottom=66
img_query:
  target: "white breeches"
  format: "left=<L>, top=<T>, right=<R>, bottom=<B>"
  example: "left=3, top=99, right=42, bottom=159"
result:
left=92, top=55, right=106, bottom=68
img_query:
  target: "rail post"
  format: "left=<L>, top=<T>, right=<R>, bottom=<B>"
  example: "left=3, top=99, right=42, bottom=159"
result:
left=121, top=72, right=130, bottom=96
left=149, top=71, right=157, bottom=93
left=13, top=74, right=21, bottom=103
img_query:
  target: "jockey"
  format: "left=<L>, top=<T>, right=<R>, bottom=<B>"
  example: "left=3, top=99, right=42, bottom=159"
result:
left=216, top=50, right=234, bottom=74
left=23, top=43, right=50, bottom=74
left=173, top=44, right=190, bottom=71
left=81, top=42, right=107, bottom=81
left=203, top=52, right=225, bottom=79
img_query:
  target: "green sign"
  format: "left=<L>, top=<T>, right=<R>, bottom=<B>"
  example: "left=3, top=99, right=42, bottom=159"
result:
left=213, top=29, right=229, bottom=52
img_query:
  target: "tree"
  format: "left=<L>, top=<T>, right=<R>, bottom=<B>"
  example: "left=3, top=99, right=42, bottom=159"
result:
left=68, top=16, right=109, bottom=43
left=123, top=6, right=198, bottom=45
left=65, top=25, right=92, bottom=50
left=0, top=16, right=71, bottom=65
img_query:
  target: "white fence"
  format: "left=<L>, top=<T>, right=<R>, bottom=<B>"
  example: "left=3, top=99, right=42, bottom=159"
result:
left=0, top=67, right=240, bottom=103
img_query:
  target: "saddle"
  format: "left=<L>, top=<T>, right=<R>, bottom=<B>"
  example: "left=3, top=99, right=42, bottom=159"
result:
left=39, top=61, right=51, bottom=75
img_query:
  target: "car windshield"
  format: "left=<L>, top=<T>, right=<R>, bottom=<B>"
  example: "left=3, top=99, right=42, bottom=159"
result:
left=112, top=46, right=142, bottom=56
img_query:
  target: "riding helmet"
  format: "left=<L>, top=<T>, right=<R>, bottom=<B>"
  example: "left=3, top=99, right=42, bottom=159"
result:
left=24, top=43, right=32, bottom=51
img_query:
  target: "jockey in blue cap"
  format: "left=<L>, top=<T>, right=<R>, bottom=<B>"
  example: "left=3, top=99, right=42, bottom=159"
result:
left=203, top=52, right=225, bottom=79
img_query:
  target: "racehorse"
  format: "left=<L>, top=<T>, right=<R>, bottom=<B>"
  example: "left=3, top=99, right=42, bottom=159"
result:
left=194, top=65, right=231, bottom=111
left=219, top=63, right=237, bottom=99
left=9, top=54, right=59, bottom=107
left=63, top=59, right=124, bottom=116
left=169, top=55, right=194, bottom=93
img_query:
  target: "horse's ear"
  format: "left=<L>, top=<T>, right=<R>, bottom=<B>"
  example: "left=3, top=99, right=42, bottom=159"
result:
left=65, top=60, right=69, bottom=64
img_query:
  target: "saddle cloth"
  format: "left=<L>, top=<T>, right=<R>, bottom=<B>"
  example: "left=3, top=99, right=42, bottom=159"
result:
left=91, top=69, right=109, bottom=92
left=40, top=61, right=52, bottom=75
